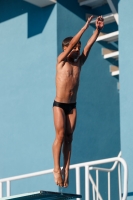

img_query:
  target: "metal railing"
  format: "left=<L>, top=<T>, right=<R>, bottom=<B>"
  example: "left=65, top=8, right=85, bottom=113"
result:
left=87, top=152, right=123, bottom=200
left=0, top=154, right=128, bottom=200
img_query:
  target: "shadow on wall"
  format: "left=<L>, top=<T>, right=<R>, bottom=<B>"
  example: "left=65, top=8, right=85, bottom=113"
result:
left=0, top=0, right=55, bottom=38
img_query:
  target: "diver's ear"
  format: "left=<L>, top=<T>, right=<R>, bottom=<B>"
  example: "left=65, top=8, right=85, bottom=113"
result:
left=63, top=46, right=67, bottom=51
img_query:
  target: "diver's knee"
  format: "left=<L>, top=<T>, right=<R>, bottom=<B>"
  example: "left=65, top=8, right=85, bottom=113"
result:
left=56, top=130, right=65, bottom=143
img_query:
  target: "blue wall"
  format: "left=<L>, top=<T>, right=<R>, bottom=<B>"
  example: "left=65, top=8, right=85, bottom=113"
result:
left=0, top=0, right=57, bottom=195
left=119, top=0, right=133, bottom=198
left=57, top=0, right=120, bottom=199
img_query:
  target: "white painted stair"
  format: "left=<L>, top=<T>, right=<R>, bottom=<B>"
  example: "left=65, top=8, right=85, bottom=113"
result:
left=110, top=65, right=119, bottom=76
left=102, top=48, right=119, bottom=59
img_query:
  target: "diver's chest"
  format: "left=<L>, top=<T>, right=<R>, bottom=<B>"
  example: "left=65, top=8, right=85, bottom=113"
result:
left=64, top=65, right=80, bottom=77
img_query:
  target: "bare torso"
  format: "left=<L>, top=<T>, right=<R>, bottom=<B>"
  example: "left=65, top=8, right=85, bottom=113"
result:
left=55, top=60, right=81, bottom=103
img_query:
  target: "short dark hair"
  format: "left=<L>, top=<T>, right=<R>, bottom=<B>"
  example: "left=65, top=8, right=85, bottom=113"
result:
left=62, top=37, right=81, bottom=49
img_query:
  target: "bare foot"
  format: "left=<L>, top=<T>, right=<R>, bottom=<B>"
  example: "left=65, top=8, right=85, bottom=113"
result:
left=53, top=169, right=63, bottom=187
left=62, top=168, right=69, bottom=187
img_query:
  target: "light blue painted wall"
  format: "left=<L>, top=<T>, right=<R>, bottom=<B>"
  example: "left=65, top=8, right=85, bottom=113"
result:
left=119, top=0, right=133, bottom=198
left=57, top=0, right=120, bottom=199
left=0, top=0, right=57, bottom=195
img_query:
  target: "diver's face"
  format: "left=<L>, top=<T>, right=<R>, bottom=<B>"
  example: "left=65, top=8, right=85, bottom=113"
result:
left=70, top=43, right=81, bottom=59
left=64, top=43, right=81, bottom=59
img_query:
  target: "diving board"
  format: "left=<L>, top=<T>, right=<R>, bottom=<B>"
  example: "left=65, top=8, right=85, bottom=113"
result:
left=1, top=191, right=82, bottom=200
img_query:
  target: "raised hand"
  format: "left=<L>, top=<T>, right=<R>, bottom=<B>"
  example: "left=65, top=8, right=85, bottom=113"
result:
left=96, top=16, right=104, bottom=31
left=83, top=15, right=93, bottom=30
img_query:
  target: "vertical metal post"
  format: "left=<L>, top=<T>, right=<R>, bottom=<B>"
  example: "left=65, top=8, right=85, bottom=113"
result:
left=108, top=172, right=110, bottom=200
left=85, top=165, right=89, bottom=200
left=76, top=167, right=81, bottom=200
left=7, top=180, right=10, bottom=197
left=96, top=170, right=99, bottom=200
left=92, top=184, right=95, bottom=200
left=118, top=163, right=122, bottom=200
left=0, top=182, right=2, bottom=198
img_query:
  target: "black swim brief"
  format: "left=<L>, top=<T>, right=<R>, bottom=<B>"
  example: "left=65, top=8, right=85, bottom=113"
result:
left=53, top=100, right=76, bottom=115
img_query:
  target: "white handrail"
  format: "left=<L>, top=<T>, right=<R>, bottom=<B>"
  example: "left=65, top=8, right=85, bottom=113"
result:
left=87, top=152, right=125, bottom=200
left=89, top=174, right=103, bottom=200
left=0, top=168, right=53, bottom=182
left=89, top=152, right=122, bottom=172
left=118, top=163, right=122, bottom=199
left=88, top=152, right=123, bottom=200
left=76, top=166, right=81, bottom=200
left=96, top=170, right=99, bottom=200
left=0, top=156, right=128, bottom=200
left=108, top=172, right=111, bottom=200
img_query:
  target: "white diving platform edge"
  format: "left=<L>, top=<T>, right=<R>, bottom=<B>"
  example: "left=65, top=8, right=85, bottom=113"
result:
left=79, top=0, right=107, bottom=8
left=86, top=13, right=115, bottom=25
left=24, top=0, right=56, bottom=7
left=104, top=51, right=119, bottom=59
left=102, top=48, right=119, bottom=59
left=111, top=70, right=119, bottom=76
left=96, top=31, right=119, bottom=42
left=0, top=190, right=82, bottom=200
left=110, top=65, right=119, bottom=76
